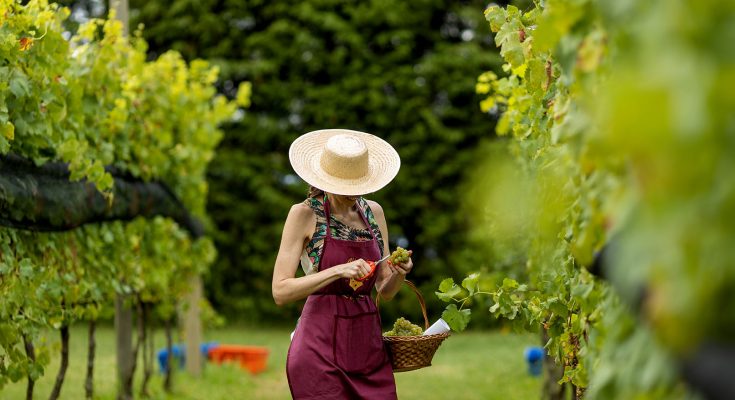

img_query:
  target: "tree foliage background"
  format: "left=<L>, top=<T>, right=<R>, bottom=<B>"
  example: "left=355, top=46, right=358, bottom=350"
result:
left=115, top=0, right=511, bottom=324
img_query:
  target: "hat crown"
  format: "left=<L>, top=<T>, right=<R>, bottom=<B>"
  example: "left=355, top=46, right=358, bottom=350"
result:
left=320, top=134, right=369, bottom=180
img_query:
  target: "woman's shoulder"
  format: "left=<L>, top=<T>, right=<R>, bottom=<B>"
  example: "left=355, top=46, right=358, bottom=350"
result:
left=288, top=202, right=316, bottom=222
left=285, top=202, right=317, bottom=235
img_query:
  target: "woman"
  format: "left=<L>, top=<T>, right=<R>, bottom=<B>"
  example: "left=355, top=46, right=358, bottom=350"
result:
left=272, top=129, right=413, bottom=399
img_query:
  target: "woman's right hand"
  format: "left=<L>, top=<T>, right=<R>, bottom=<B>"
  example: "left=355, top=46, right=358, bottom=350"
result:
left=336, top=259, right=373, bottom=279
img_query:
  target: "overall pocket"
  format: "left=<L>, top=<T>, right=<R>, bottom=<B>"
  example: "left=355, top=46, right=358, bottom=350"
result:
left=333, top=312, right=386, bottom=374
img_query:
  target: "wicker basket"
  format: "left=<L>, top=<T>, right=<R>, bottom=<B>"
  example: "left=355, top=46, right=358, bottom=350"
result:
left=377, top=280, right=450, bottom=372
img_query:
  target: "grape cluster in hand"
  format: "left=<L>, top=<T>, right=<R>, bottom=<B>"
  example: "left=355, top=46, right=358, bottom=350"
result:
left=384, top=317, right=423, bottom=336
left=389, top=247, right=410, bottom=265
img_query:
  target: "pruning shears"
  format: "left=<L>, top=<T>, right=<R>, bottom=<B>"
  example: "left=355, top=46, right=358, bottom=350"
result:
left=349, top=254, right=390, bottom=290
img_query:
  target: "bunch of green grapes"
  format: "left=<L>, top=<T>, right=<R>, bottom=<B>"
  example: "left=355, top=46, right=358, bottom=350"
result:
left=384, top=317, right=423, bottom=336
left=389, top=247, right=410, bottom=265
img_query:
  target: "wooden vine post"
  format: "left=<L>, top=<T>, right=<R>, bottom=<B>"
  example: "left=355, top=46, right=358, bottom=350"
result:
left=110, top=2, right=133, bottom=399
left=183, top=276, right=204, bottom=377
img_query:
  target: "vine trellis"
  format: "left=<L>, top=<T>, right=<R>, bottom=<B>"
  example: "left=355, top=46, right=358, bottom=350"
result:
left=440, top=0, right=735, bottom=399
left=0, top=1, right=249, bottom=399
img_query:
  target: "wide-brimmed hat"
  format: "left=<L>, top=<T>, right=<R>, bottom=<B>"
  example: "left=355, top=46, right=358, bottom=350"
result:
left=289, top=129, right=400, bottom=196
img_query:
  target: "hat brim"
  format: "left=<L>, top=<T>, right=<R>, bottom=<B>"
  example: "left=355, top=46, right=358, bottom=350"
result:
left=289, top=129, right=400, bottom=196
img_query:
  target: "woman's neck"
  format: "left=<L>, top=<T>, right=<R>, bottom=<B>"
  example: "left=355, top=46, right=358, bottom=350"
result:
left=326, top=193, right=358, bottom=216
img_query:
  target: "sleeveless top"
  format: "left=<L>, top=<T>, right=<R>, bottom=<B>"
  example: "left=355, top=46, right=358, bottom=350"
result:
left=299, top=196, right=385, bottom=275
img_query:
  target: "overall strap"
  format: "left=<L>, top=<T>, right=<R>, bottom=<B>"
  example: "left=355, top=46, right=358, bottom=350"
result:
left=356, top=198, right=377, bottom=242
left=323, top=194, right=332, bottom=239
left=315, top=194, right=332, bottom=276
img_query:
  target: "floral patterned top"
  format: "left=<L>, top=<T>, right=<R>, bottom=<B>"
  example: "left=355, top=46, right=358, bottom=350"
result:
left=300, top=196, right=385, bottom=275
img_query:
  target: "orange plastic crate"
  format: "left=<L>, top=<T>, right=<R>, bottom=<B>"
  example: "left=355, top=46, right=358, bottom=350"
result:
left=208, top=345, right=269, bottom=374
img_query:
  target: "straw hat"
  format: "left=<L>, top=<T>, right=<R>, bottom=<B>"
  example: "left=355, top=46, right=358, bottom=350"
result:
left=289, top=129, right=400, bottom=196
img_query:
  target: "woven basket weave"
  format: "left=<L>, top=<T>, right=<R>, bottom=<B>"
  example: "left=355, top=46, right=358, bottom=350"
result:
left=377, top=280, right=450, bottom=372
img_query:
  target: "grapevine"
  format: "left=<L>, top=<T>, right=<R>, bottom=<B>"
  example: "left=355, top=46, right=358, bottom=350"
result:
left=0, top=0, right=249, bottom=393
left=441, top=0, right=735, bottom=398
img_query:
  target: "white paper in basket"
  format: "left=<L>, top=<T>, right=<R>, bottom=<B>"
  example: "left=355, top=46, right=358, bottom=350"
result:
left=422, top=318, right=451, bottom=336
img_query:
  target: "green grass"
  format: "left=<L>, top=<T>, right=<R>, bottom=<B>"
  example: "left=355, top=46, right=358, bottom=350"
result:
left=3, top=324, right=541, bottom=399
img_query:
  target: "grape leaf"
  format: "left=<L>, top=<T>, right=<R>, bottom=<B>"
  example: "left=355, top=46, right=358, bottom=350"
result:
left=442, top=304, right=471, bottom=332
left=501, top=278, right=519, bottom=290
left=8, top=69, right=30, bottom=98
left=461, top=273, right=480, bottom=296
left=436, top=278, right=461, bottom=302
left=438, top=277, right=455, bottom=293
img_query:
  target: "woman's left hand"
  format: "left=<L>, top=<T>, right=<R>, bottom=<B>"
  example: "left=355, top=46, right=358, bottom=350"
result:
left=388, top=250, right=413, bottom=276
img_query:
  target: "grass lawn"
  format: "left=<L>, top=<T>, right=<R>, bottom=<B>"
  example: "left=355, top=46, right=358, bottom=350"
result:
left=3, top=324, right=541, bottom=399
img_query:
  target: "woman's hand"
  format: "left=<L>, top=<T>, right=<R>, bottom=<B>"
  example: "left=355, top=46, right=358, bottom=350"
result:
left=336, top=259, right=373, bottom=279
left=388, top=250, right=413, bottom=276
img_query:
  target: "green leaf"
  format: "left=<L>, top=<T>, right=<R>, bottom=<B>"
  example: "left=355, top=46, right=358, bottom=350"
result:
left=546, top=297, right=569, bottom=318
left=235, top=81, right=252, bottom=108
left=0, top=136, right=9, bottom=153
left=461, top=273, right=480, bottom=296
left=19, top=259, right=33, bottom=279
left=501, top=278, right=519, bottom=290
left=435, top=285, right=462, bottom=302
left=8, top=363, right=24, bottom=382
left=0, top=323, right=15, bottom=346
left=1, top=122, right=14, bottom=141
left=29, top=364, right=43, bottom=381
left=527, top=58, right=546, bottom=91
left=438, top=278, right=455, bottom=293
left=571, top=282, right=594, bottom=299
left=494, top=19, right=524, bottom=67
left=532, top=0, right=584, bottom=53
left=8, top=69, right=30, bottom=98
left=442, top=304, right=471, bottom=332
left=485, top=6, right=506, bottom=32
left=98, top=173, right=114, bottom=191
left=436, top=278, right=462, bottom=302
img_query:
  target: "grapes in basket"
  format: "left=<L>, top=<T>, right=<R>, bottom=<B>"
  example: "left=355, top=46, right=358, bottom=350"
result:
left=384, top=317, right=423, bottom=336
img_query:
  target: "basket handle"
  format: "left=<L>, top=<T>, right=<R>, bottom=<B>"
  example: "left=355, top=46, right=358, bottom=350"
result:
left=375, top=280, right=429, bottom=330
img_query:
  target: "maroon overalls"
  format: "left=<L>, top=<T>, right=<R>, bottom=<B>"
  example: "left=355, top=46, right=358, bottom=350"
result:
left=286, top=197, right=397, bottom=399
